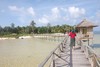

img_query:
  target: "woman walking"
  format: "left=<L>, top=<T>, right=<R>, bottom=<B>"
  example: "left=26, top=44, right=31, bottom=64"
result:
left=69, top=30, right=76, bottom=49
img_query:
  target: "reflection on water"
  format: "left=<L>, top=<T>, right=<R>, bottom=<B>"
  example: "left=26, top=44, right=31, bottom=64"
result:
left=0, top=38, right=59, bottom=67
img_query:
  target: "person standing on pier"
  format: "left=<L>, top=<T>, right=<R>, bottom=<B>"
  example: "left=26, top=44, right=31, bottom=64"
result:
left=69, top=30, right=76, bottom=49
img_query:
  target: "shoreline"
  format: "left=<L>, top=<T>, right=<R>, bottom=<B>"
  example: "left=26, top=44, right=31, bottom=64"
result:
left=0, top=36, right=32, bottom=40
left=0, top=37, right=16, bottom=40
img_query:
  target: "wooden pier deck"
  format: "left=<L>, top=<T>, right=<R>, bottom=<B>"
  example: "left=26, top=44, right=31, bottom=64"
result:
left=53, top=45, right=91, bottom=67
left=72, top=47, right=91, bottom=67
left=39, top=36, right=100, bottom=67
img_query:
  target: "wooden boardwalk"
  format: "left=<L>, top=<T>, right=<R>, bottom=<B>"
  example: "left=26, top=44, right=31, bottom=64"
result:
left=51, top=35, right=92, bottom=67
left=72, top=47, right=91, bottom=67
left=39, top=36, right=100, bottom=67
left=54, top=45, right=91, bottom=67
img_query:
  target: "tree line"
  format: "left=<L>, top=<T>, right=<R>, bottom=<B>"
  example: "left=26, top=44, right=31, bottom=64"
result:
left=0, top=20, right=74, bottom=37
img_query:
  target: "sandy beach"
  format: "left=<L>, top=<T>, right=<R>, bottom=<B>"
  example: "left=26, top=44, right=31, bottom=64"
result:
left=0, top=36, right=32, bottom=40
left=0, top=37, right=15, bottom=40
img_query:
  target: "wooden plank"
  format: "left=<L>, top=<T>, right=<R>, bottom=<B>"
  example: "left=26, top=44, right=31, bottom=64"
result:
left=72, top=47, right=91, bottom=67
left=54, top=46, right=91, bottom=67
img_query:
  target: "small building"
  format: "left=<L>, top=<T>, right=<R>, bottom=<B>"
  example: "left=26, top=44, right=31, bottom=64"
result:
left=76, top=19, right=97, bottom=39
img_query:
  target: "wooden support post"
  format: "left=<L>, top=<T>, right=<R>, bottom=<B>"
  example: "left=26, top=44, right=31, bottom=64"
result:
left=53, top=53, right=55, bottom=67
left=70, top=46, right=73, bottom=67
left=53, top=60, right=55, bottom=67
left=86, top=47, right=89, bottom=59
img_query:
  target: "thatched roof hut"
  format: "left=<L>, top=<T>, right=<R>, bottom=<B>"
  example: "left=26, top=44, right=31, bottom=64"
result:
left=76, top=19, right=98, bottom=39
left=76, top=19, right=97, bottom=28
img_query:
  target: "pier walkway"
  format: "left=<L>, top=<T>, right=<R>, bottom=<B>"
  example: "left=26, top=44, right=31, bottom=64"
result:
left=49, top=43, right=91, bottom=67
left=39, top=35, right=100, bottom=67
left=72, top=47, right=91, bottom=67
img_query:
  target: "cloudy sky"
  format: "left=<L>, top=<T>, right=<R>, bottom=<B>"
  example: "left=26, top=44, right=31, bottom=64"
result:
left=0, top=0, right=100, bottom=30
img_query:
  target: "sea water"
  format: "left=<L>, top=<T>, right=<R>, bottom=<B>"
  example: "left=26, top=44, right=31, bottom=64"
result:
left=0, top=38, right=59, bottom=67
left=92, top=34, right=100, bottom=55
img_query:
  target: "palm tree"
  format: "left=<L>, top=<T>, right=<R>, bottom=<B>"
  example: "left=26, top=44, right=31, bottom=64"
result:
left=47, top=23, right=51, bottom=33
left=11, top=23, right=15, bottom=29
left=30, top=20, right=36, bottom=33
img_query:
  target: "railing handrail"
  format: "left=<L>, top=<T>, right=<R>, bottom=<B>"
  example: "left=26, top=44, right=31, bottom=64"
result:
left=39, top=35, right=69, bottom=67
left=39, top=43, right=61, bottom=67
left=83, top=45, right=100, bottom=67
left=86, top=45, right=100, bottom=66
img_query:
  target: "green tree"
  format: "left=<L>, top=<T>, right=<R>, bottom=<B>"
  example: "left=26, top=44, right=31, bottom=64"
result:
left=47, top=23, right=51, bottom=33
left=30, top=20, right=36, bottom=33
left=11, top=23, right=15, bottom=33
left=11, top=23, right=15, bottom=29
left=0, top=26, right=3, bottom=36
left=25, top=26, right=32, bottom=34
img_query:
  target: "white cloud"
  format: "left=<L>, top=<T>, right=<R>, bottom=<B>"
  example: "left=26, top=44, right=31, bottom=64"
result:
left=38, top=15, right=49, bottom=24
left=60, top=7, right=67, bottom=12
left=68, top=6, right=85, bottom=18
left=27, top=7, right=35, bottom=16
left=8, top=6, right=35, bottom=16
left=38, top=7, right=61, bottom=24
left=51, top=7, right=60, bottom=19
left=8, top=6, right=35, bottom=23
left=8, top=6, right=20, bottom=12
left=8, top=6, right=86, bottom=25
left=52, top=7, right=59, bottom=14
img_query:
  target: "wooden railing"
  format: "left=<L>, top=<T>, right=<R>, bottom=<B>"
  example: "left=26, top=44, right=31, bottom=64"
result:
left=38, top=36, right=70, bottom=67
left=81, top=43, right=100, bottom=67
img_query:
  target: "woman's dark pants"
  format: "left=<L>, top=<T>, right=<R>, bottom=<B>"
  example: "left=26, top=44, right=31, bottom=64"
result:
left=70, top=38, right=75, bottom=47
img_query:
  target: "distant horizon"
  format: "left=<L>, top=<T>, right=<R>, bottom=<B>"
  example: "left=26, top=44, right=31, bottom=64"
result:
left=94, top=31, right=100, bottom=34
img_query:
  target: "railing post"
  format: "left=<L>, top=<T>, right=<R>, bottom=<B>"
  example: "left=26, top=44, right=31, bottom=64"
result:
left=53, top=53, right=55, bottom=67
left=91, top=55, right=96, bottom=67
left=70, top=46, right=73, bottom=67
left=85, top=46, right=88, bottom=59
left=53, top=60, right=55, bottom=67
left=39, top=36, right=69, bottom=67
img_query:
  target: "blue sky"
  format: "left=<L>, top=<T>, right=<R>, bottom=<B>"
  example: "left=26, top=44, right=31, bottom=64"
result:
left=0, top=0, right=100, bottom=31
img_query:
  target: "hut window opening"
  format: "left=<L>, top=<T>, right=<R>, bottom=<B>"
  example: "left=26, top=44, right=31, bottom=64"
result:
left=82, top=28, right=87, bottom=34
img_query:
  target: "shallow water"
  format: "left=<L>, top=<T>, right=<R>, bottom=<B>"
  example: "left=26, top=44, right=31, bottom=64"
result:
left=92, top=34, right=100, bottom=55
left=0, top=34, right=100, bottom=67
left=0, top=38, right=59, bottom=67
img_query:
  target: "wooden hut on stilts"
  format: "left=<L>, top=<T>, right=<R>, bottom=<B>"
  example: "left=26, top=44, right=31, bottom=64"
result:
left=76, top=19, right=98, bottom=46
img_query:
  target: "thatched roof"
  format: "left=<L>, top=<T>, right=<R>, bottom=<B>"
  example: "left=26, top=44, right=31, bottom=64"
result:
left=76, top=19, right=98, bottom=27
